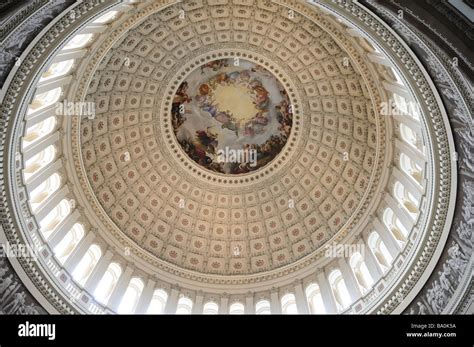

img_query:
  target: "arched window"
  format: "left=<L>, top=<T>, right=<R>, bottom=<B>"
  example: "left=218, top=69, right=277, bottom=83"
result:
left=27, top=88, right=62, bottom=114
left=281, top=293, right=298, bottom=314
left=30, top=173, right=61, bottom=211
left=94, top=262, right=122, bottom=305
left=53, top=223, right=84, bottom=264
left=24, top=145, right=57, bottom=179
left=399, top=123, right=419, bottom=149
left=229, top=302, right=245, bottom=315
left=393, top=93, right=408, bottom=116
left=72, top=244, right=101, bottom=286
left=393, top=93, right=421, bottom=120
left=202, top=301, right=219, bottom=314
left=305, top=283, right=326, bottom=314
left=63, top=34, right=93, bottom=50
left=350, top=252, right=374, bottom=293
left=368, top=232, right=393, bottom=271
left=176, top=297, right=193, bottom=314
left=400, top=153, right=423, bottom=183
left=383, top=208, right=408, bottom=243
left=40, top=60, right=74, bottom=82
left=255, top=299, right=271, bottom=314
left=328, top=269, right=351, bottom=311
left=146, top=289, right=168, bottom=314
left=39, top=199, right=71, bottom=239
left=23, top=116, right=57, bottom=148
left=93, top=11, right=119, bottom=24
left=393, top=182, right=419, bottom=216
left=117, top=277, right=144, bottom=314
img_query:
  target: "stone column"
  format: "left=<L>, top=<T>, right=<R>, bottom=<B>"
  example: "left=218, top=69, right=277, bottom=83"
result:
left=392, top=167, right=423, bottom=201
left=337, top=257, right=362, bottom=302
left=47, top=209, right=80, bottom=249
left=36, top=75, right=73, bottom=94
left=270, top=288, right=281, bottom=314
left=63, top=231, right=95, bottom=272
left=361, top=237, right=384, bottom=282
left=34, top=186, right=69, bottom=222
left=293, top=280, right=310, bottom=314
left=317, top=271, right=337, bottom=313
left=23, top=132, right=59, bottom=161
left=107, top=265, right=134, bottom=311
left=372, top=218, right=402, bottom=258
left=218, top=295, right=229, bottom=314
left=394, top=138, right=426, bottom=162
left=192, top=291, right=204, bottom=314
left=135, top=278, right=156, bottom=314
left=52, top=48, right=87, bottom=63
left=164, top=286, right=180, bottom=314
left=84, top=249, right=113, bottom=294
left=26, top=160, right=62, bottom=191
left=245, top=292, right=255, bottom=314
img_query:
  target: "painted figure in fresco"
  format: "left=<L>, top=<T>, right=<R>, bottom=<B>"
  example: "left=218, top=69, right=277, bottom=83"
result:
left=227, top=71, right=240, bottom=81
left=194, top=127, right=218, bottom=155
left=177, top=128, right=222, bottom=172
left=244, top=124, right=255, bottom=137
left=215, top=73, right=228, bottom=84
left=237, top=70, right=251, bottom=86
left=172, top=59, right=294, bottom=174
left=172, top=82, right=191, bottom=130
left=221, top=119, right=239, bottom=137
left=201, top=100, right=218, bottom=118
left=200, top=59, right=228, bottom=73
left=215, top=111, right=230, bottom=124
left=199, top=83, right=210, bottom=96
left=251, top=65, right=274, bottom=78
left=253, top=85, right=270, bottom=110
left=254, top=111, right=269, bottom=125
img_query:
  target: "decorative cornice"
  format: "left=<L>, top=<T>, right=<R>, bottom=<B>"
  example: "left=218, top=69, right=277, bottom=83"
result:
left=0, top=0, right=459, bottom=314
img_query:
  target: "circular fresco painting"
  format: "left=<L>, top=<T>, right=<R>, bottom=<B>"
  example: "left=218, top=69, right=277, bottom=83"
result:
left=171, top=58, right=293, bottom=175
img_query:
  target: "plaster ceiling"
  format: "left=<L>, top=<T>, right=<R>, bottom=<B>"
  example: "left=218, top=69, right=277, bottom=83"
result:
left=75, top=0, right=388, bottom=277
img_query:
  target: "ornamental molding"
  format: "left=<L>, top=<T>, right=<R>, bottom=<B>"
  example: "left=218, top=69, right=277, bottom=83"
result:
left=364, top=0, right=473, bottom=315
left=0, top=0, right=122, bottom=315
left=0, top=0, right=458, bottom=314
left=322, top=0, right=456, bottom=314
